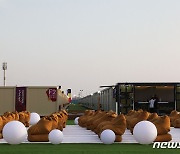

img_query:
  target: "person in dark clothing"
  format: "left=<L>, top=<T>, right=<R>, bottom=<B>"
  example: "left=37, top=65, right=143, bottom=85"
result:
left=154, top=94, right=159, bottom=113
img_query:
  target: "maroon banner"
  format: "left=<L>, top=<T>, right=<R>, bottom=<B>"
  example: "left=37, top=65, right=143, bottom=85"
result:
left=15, top=87, right=27, bottom=112
left=46, top=88, right=57, bottom=102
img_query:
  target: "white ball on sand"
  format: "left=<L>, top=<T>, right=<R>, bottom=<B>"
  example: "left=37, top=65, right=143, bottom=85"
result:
left=29, top=112, right=40, bottom=125
left=100, top=129, right=115, bottom=144
left=74, top=117, right=79, bottom=125
left=2, top=121, right=27, bottom=144
left=49, top=129, right=63, bottom=144
left=133, top=121, right=157, bottom=144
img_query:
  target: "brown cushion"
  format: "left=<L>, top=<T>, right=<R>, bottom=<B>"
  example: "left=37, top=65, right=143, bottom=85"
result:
left=0, top=116, right=3, bottom=132
left=28, top=111, right=68, bottom=142
left=78, top=110, right=94, bottom=127
left=28, top=134, right=49, bottom=142
left=147, top=113, right=158, bottom=121
left=95, top=114, right=125, bottom=135
left=126, top=110, right=143, bottom=129
left=89, top=111, right=117, bottom=131
left=155, top=133, right=172, bottom=142
left=152, top=115, right=170, bottom=135
left=128, top=111, right=150, bottom=131
left=19, top=111, right=30, bottom=127
left=115, top=135, right=122, bottom=142
left=28, top=116, right=58, bottom=135
left=169, top=110, right=180, bottom=127
left=99, top=114, right=126, bottom=136
left=174, top=118, right=180, bottom=128
left=86, top=111, right=105, bottom=129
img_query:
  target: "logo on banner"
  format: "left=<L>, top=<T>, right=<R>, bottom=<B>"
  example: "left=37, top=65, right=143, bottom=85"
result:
left=46, top=88, right=57, bottom=102
left=15, top=87, right=27, bottom=112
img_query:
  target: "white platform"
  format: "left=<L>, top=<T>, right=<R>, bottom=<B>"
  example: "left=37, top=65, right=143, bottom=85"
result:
left=0, top=125, right=180, bottom=144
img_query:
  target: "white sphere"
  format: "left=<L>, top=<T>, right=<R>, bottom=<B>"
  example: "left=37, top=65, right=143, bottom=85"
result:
left=49, top=129, right=63, bottom=144
left=74, top=117, right=79, bottom=125
left=30, top=112, right=40, bottom=125
left=133, top=121, right=157, bottom=144
left=2, top=121, right=27, bottom=144
left=100, top=129, right=115, bottom=144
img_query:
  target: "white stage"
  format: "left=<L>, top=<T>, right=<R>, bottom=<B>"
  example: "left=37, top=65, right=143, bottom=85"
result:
left=0, top=125, right=180, bottom=143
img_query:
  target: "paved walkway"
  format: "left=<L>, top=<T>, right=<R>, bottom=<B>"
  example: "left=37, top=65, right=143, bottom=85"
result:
left=0, top=125, right=179, bottom=143
left=62, top=125, right=180, bottom=143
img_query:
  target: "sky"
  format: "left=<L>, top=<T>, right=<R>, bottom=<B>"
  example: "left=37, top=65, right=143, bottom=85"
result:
left=0, top=0, right=180, bottom=97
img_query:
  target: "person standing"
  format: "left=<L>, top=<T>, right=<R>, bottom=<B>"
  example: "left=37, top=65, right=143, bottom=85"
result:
left=149, top=97, right=155, bottom=113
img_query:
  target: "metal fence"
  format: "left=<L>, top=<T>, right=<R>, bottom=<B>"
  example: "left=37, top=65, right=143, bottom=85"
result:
left=79, top=87, right=116, bottom=112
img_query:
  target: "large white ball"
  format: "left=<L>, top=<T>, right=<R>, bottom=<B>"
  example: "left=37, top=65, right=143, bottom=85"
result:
left=100, top=129, right=115, bottom=144
left=133, top=121, right=157, bottom=144
left=74, top=117, right=79, bottom=125
left=29, top=112, right=40, bottom=125
left=2, top=121, right=27, bottom=144
left=49, top=129, right=63, bottom=144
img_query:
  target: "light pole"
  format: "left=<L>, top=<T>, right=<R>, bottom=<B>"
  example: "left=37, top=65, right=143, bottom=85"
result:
left=2, top=62, right=7, bottom=86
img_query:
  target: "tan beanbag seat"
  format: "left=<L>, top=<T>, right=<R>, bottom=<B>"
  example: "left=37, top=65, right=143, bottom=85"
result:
left=89, top=111, right=117, bottom=131
left=86, top=110, right=105, bottom=129
left=50, top=113, right=63, bottom=131
left=147, top=113, right=158, bottom=121
left=154, top=133, right=172, bottom=142
left=169, top=110, right=180, bottom=127
left=60, top=110, right=68, bottom=128
left=129, top=111, right=150, bottom=133
left=173, top=118, right=180, bottom=128
left=51, top=110, right=68, bottom=129
left=2, top=111, right=19, bottom=125
left=28, top=115, right=59, bottom=142
left=94, top=114, right=119, bottom=134
left=28, top=134, right=49, bottom=142
left=19, top=111, right=30, bottom=127
left=152, top=115, right=172, bottom=142
left=0, top=133, right=2, bottom=139
left=126, top=109, right=143, bottom=129
left=152, top=115, right=170, bottom=135
left=99, top=114, right=127, bottom=142
left=0, top=116, right=4, bottom=139
left=78, top=110, right=95, bottom=127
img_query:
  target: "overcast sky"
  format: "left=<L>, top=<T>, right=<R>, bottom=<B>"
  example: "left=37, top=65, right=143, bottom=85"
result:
left=0, top=0, right=180, bottom=96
